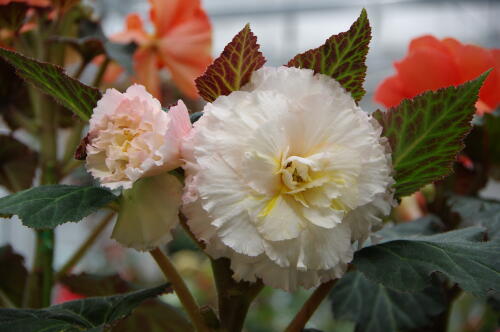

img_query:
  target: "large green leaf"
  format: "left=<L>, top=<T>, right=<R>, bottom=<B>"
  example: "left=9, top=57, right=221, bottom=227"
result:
left=0, top=48, right=101, bottom=121
left=0, top=284, right=171, bottom=332
left=374, top=72, right=489, bottom=198
left=286, top=9, right=371, bottom=102
left=0, top=185, right=117, bottom=229
left=374, top=215, right=443, bottom=243
left=0, top=246, right=27, bottom=308
left=331, top=271, right=445, bottom=332
left=60, top=273, right=193, bottom=332
left=353, top=227, right=500, bottom=296
left=0, top=136, right=37, bottom=192
left=195, top=24, right=266, bottom=102
left=449, top=196, right=500, bottom=240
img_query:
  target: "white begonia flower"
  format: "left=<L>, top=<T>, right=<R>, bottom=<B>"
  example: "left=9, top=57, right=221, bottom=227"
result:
left=182, top=67, right=394, bottom=291
left=86, top=84, right=191, bottom=190
left=86, top=84, right=191, bottom=250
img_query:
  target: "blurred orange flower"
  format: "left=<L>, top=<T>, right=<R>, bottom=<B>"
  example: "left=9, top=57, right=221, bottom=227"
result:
left=113, top=0, right=212, bottom=99
left=375, top=35, right=500, bottom=115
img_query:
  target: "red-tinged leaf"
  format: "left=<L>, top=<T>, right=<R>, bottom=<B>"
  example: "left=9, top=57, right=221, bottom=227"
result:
left=0, top=47, right=101, bottom=121
left=374, top=72, right=489, bottom=198
left=195, top=24, right=266, bottom=102
left=287, top=8, right=371, bottom=102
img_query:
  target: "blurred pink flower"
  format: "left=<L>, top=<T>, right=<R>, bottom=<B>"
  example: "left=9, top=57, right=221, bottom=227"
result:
left=86, top=84, right=191, bottom=189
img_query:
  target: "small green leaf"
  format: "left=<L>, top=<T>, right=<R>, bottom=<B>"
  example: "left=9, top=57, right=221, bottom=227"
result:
left=0, top=185, right=117, bottom=229
left=449, top=196, right=500, bottom=240
left=0, top=47, right=102, bottom=121
left=374, top=72, right=489, bottom=198
left=286, top=9, right=371, bottom=102
left=195, top=24, right=266, bottom=102
left=0, top=135, right=37, bottom=192
left=0, top=246, right=27, bottom=308
left=353, top=227, right=500, bottom=296
left=0, top=284, right=171, bottom=332
left=331, top=271, right=445, bottom=332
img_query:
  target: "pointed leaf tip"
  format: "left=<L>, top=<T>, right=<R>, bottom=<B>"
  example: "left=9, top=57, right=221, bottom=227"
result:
left=375, top=71, right=489, bottom=198
left=195, top=24, right=266, bottom=102
left=286, top=8, right=371, bottom=102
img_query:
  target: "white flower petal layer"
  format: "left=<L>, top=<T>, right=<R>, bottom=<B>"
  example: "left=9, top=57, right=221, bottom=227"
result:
left=183, top=67, right=394, bottom=291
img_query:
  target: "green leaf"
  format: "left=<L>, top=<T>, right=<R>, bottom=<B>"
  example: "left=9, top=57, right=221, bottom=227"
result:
left=0, top=136, right=37, bottom=192
left=353, top=227, right=500, bottom=296
left=331, top=271, right=445, bottom=332
left=374, top=215, right=443, bottom=243
left=0, top=185, right=117, bottom=229
left=286, top=9, right=371, bottom=102
left=195, top=24, right=266, bottom=102
left=449, top=196, right=500, bottom=240
left=60, top=273, right=193, bottom=332
left=0, top=284, right=171, bottom=332
left=374, top=72, right=489, bottom=198
left=0, top=47, right=102, bottom=121
left=0, top=246, right=27, bottom=307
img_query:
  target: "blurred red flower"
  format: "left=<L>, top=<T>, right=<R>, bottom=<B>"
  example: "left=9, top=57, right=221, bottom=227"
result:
left=112, top=0, right=212, bottom=99
left=54, top=285, right=85, bottom=304
left=375, top=35, right=500, bottom=115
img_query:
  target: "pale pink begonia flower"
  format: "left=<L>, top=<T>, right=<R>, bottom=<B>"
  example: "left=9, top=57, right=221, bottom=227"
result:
left=86, top=84, right=191, bottom=250
left=86, top=84, right=190, bottom=190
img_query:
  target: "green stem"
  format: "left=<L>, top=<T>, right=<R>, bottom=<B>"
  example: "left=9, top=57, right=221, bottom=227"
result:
left=150, top=248, right=209, bottom=332
left=55, top=211, right=115, bottom=281
left=211, top=257, right=264, bottom=332
left=284, top=280, right=336, bottom=332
